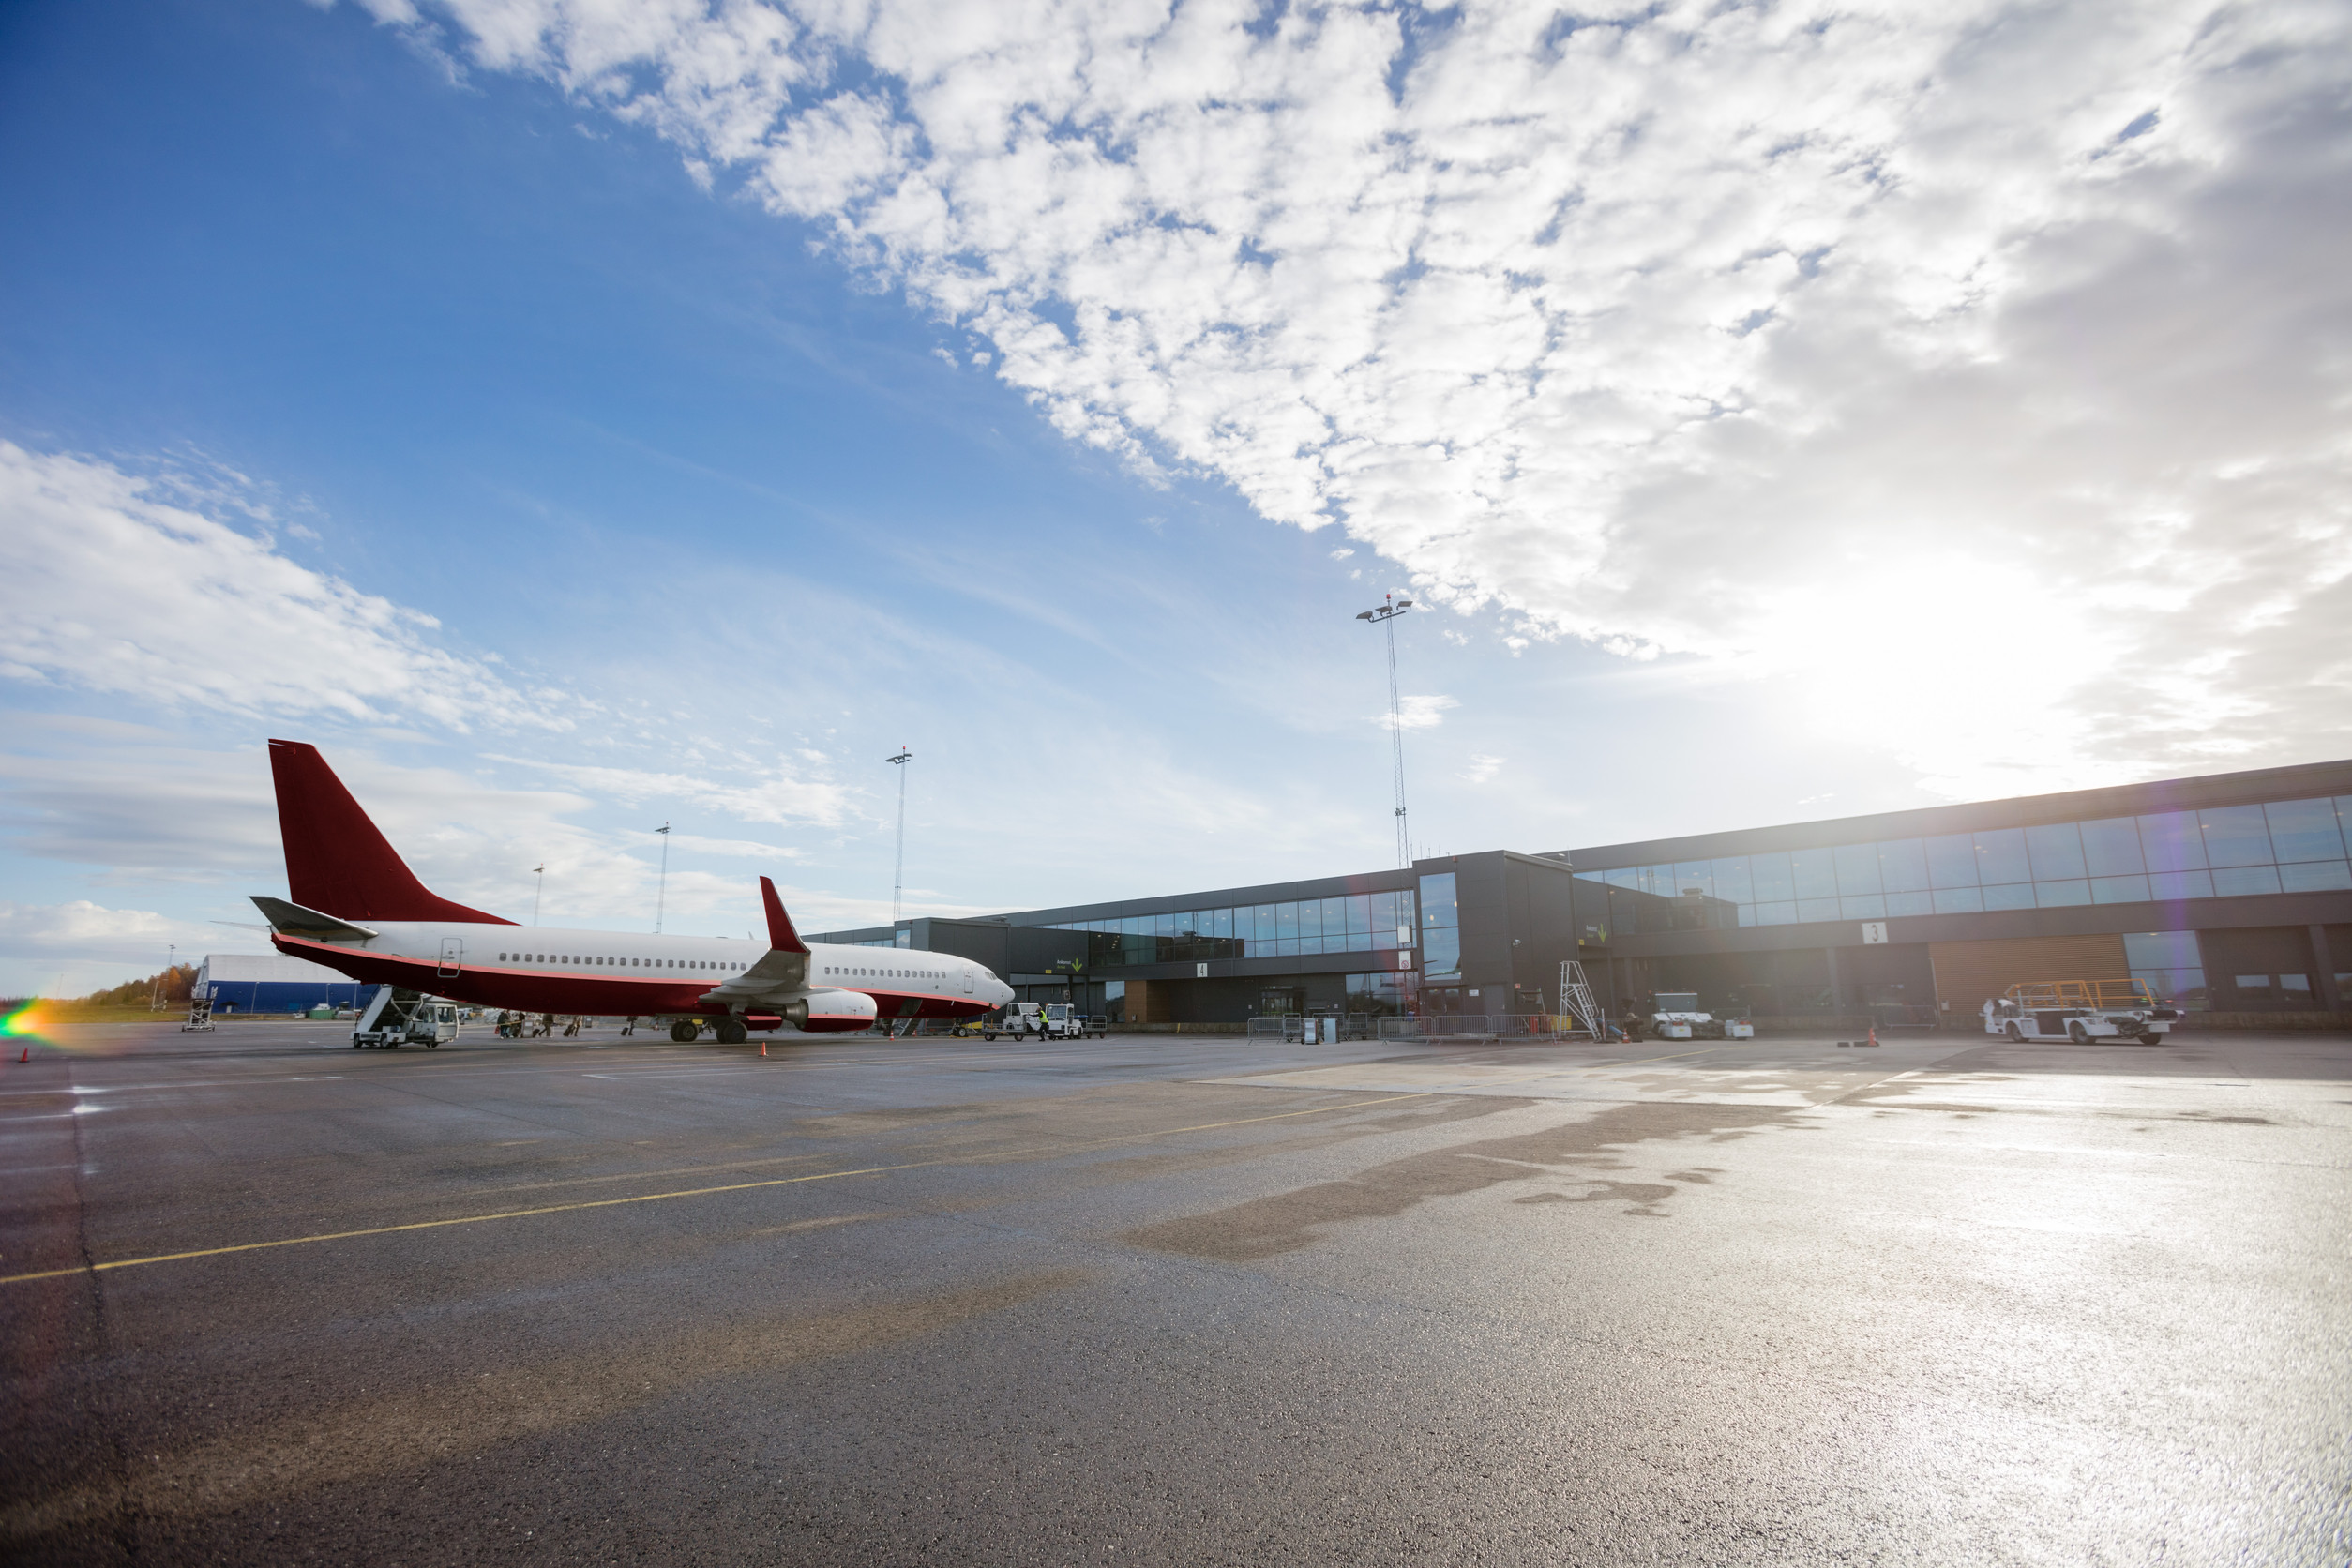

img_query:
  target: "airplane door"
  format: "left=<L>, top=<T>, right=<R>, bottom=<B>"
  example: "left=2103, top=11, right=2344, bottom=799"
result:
left=437, top=938, right=462, bottom=978
left=962, top=967, right=974, bottom=996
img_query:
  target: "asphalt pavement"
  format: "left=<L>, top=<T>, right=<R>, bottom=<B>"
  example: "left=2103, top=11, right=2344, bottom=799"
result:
left=2, top=1018, right=2346, bottom=1565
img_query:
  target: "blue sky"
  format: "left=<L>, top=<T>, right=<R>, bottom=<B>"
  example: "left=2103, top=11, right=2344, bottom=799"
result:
left=3, top=0, right=2346, bottom=994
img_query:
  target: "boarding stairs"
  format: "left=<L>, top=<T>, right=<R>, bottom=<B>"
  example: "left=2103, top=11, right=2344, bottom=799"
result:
left=1558, top=960, right=1606, bottom=1041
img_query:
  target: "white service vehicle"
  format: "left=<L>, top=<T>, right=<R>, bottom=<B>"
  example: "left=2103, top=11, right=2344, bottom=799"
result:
left=1984, top=980, right=2175, bottom=1045
left=351, top=986, right=462, bottom=1049
left=1646, top=992, right=1756, bottom=1041
left=987, top=1003, right=1066, bottom=1041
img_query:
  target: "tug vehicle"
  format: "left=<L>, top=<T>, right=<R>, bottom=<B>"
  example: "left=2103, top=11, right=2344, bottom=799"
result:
left=1646, top=992, right=1756, bottom=1041
left=1983, top=980, right=2176, bottom=1045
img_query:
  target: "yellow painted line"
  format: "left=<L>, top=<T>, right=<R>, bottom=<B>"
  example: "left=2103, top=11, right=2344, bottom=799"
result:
left=0, top=1092, right=1430, bottom=1287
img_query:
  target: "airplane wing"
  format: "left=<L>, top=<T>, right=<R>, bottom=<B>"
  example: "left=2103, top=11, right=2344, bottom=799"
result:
left=700, top=876, right=813, bottom=1003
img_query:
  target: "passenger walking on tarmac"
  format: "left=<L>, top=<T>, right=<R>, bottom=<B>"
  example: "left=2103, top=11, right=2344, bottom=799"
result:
left=621, top=1015, right=637, bottom=1037
left=538, top=1011, right=555, bottom=1038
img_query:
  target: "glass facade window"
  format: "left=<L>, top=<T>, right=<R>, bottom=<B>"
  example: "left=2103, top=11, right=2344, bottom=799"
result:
left=2078, top=818, right=2145, bottom=877
left=1791, top=848, right=1837, bottom=901
left=1832, top=843, right=1881, bottom=897
left=2198, top=805, right=2274, bottom=867
left=2280, top=860, right=2352, bottom=892
left=2137, top=812, right=2205, bottom=872
left=1419, top=872, right=1460, bottom=979
left=2125, top=931, right=2209, bottom=1011
left=1878, top=839, right=1931, bottom=895
left=2026, top=822, right=2088, bottom=881
left=2210, top=865, right=2281, bottom=897
left=1047, top=888, right=1414, bottom=965
left=1924, top=833, right=1978, bottom=888
left=1971, top=828, right=2029, bottom=885
left=1749, top=852, right=1795, bottom=902
left=1571, top=792, right=2347, bottom=930
left=2090, top=874, right=2151, bottom=904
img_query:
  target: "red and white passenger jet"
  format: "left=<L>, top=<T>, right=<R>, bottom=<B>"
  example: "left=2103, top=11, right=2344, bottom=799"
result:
left=254, top=740, right=1014, bottom=1042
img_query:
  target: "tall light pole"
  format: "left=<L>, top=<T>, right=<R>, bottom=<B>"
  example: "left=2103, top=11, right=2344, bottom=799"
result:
left=886, top=749, right=912, bottom=923
left=532, top=864, right=545, bottom=927
left=1355, top=594, right=1415, bottom=867
left=653, top=824, right=671, bottom=934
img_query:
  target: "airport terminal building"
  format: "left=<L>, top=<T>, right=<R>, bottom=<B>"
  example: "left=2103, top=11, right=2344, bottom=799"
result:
left=812, top=759, right=2352, bottom=1029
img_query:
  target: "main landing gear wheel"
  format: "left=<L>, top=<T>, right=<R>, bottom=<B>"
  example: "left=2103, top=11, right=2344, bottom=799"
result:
left=670, top=1019, right=700, bottom=1043
left=716, top=1018, right=748, bottom=1046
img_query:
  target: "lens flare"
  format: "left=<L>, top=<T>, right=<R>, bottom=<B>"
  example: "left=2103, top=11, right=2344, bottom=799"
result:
left=3, top=999, right=61, bottom=1045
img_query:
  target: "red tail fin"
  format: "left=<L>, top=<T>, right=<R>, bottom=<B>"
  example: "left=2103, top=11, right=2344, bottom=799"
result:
left=267, top=741, right=512, bottom=925
left=760, top=876, right=810, bottom=954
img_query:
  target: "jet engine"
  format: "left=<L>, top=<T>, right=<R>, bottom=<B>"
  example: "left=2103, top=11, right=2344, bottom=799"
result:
left=783, top=988, right=879, bottom=1033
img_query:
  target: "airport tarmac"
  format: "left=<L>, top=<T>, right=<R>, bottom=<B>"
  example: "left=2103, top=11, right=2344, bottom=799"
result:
left=2, top=1020, right=2346, bottom=1566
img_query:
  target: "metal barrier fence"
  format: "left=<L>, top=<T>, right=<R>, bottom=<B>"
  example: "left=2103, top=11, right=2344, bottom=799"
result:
left=1244, top=1014, right=1596, bottom=1043
left=1411, top=1014, right=1588, bottom=1041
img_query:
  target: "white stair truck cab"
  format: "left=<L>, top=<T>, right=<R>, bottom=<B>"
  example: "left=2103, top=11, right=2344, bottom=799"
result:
left=1648, top=992, right=1756, bottom=1041
left=1983, top=979, right=2176, bottom=1045
left=351, top=986, right=462, bottom=1049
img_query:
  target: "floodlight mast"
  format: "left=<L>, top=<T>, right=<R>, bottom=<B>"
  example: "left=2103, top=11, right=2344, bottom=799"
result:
left=887, top=749, right=912, bottom=924
left=653, top=824, right=671, bottom=934
left=1354, top=594, right=1415, bottom=867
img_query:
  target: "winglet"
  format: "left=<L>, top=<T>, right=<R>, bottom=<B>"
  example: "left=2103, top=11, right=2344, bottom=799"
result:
left=760, top=876, right=810, bottom=955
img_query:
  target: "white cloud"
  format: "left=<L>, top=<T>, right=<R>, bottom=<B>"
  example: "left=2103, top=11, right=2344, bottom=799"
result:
left=1460, top=754, right=1503, bottom=785
left=1378, top=693, right=1457, bottom=731
left=0, top=443, right=565, bottom=732
left=292, top=3, right=2352, bottom=791
left=0, top=898, right=224, bottom=975
left=486, top=754, right=853, bottom=828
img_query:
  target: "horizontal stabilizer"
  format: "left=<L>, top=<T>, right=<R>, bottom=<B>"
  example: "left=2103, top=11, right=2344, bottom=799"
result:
left=250, top=896, right=379, bottom=942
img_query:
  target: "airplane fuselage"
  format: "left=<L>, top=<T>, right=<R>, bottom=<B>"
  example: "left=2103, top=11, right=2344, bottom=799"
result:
left=272, top=922, right=1011, bottom=1032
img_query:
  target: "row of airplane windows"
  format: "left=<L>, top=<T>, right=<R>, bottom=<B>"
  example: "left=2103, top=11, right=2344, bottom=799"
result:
left=493, top=950, right=956, bottom=985
left=496, top=951, right=746, bottom=971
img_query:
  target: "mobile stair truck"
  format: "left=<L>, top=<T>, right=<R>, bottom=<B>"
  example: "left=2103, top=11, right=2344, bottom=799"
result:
left=351, top=986, right=463, bottom=1049
left=1984, top=980, right=2177, bottom=1045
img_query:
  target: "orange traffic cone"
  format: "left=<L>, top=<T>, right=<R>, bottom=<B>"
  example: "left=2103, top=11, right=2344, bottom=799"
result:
left=1868, top=1025, right=1879, bottom=1048
left=761, top=1040, right=768, bottom=1057
left=17, top=1047, right=25, bottom=1063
